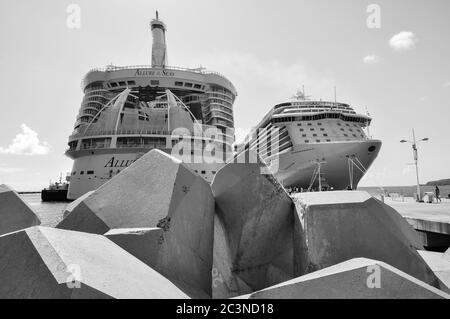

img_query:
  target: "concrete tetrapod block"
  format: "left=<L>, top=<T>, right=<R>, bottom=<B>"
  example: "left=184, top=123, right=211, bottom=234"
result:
left=104, top=227, right=210, bottom=298
left=235, top=258, right=449, bottom=299
left=56, top=149, right=215, bottom=298
left=293, top=191, right=443, bottom=290
left=0, top=226, right=189, bottom=299
left=418, top=250, right=450, bottom=292
left=104, top=227, right=163, bottom=270
left=62, top=190, right=94, bottom=219
left=445, top=247, right=450, bottom=261
left=0, top=184, right=40, bottom=236
left=211, top=150, right=301, bottom=298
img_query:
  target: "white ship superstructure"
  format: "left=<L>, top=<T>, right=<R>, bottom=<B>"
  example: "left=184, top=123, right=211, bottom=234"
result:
left=239, top=91, right=381, bottom=190
left=66, top=12, right=237, bottom=200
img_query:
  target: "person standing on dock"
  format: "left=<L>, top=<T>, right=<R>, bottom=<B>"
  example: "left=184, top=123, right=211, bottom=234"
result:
left=435, top=185, right=441, bottom=203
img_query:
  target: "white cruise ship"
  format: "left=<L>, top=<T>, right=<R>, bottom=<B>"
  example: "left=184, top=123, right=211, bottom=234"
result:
left=65, top=12, right=237, bottom=200
left=238, top=91, right=381, bottom=191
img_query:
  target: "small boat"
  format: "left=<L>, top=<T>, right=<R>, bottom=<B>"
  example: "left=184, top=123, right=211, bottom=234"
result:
left=41, top=174, right=70, bottom=201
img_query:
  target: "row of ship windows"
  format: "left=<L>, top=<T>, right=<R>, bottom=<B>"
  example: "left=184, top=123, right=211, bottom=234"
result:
left=274, top=114, right=369, bottom=124
left=90, top=82, right=233, bottom=100
left=72, top=169, right=216, bottom=176
left=109, top=81, right=136, bottom=88
left=301, top=133, right=364, bottom=138
left=107, top=80, right=205, bottom=90
left=305, top=140, right=332, bottom=143
left=299, top=127, right=361, bottom=133
left=207, top=111, right=234, bottom=122
left=207, top=93, right=233, bottom=102
left=302, top=139, right=361, bottom=143
left=209, top=118, right=234, bottom=127
left=84, top=96, right=109, bottom=103
left=205, top=104, right=233, bottom=115
left=72, top=171, right=94, bottom=175
left=208, top=98, right=233, bottom=108
left=283, top=109, right=355, bottom=115
left=174, top=82, right=204, bottom=89
left=209, top=87, right=233, bottom=96
left=297, top=122, right=360, bottom=127
left=194, top=170, right=217, bottom=175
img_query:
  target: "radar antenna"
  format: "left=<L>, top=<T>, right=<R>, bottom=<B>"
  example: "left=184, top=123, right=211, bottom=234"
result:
left=190, top=65, right=206, bottom=72
left=292, top=86, right=311, bottom=101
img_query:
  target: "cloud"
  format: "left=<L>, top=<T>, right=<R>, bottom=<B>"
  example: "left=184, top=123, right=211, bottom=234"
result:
left=389, top=31, right=418, bottom=51
left=0, top=167, right=24, bottom=174
left=363, top=54, right=382, bottom=64
left=0, top=124, right=50, bottom=155
left=443, top=81, right=450, bottom=87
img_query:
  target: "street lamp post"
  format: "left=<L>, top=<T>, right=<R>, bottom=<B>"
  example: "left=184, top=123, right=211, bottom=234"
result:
left=400, top=129, right=429, bottom=202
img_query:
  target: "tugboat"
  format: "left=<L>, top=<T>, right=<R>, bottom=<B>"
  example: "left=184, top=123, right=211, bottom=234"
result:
left=41, top=174, right=70, bottom=201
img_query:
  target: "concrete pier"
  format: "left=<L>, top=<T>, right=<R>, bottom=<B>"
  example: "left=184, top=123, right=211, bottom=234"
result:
left=383, top=197, right=450, bottom=249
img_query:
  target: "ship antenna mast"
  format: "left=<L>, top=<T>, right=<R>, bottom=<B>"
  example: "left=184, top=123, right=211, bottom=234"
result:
left=292, top=85, right=311, bottom=101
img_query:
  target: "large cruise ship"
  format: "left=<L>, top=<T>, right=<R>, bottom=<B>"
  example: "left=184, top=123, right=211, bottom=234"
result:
left=238, top=91, right=381, bottom=191
left=65, top=12, right=237, bottom=200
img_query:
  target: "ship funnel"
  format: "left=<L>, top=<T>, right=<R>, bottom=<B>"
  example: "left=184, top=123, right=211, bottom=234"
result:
left=150, top=11, right=167, bottom=68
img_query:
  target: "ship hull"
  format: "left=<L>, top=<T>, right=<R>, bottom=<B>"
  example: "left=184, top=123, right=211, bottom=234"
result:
left=274, top=139, right=381, bottom=190
left=41, top=189, right=69, bottom=202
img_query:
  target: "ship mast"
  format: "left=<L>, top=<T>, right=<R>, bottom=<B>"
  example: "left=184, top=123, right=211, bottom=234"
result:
left=292, top=86, right=311, bottom=101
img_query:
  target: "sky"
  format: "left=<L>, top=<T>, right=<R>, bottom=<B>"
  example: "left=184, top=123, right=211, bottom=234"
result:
left=0, top=0, right=449, bottom=191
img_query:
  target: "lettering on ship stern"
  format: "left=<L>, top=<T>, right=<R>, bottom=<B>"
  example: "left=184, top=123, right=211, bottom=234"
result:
left=104, top=156, right=136, bottom=168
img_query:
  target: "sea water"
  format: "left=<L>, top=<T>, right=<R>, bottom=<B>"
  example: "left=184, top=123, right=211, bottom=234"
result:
left=20, top=193, right=68, bottom=227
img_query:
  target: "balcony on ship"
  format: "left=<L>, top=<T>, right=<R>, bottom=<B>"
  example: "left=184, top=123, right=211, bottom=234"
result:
left=116, top=136, right=166, bottom=149
left=80, top=137, right=112, bottom=150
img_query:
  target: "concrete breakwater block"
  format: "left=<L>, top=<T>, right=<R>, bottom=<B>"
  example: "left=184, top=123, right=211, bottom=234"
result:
left=211, top=150, right=301, bottom=298
left=0, top=184, right=40, bottom=236
left=0, top=226, right=189, bottom=299
left=62, top=190, right=94, bottom=219
left=104, top=227, right=209, bottom=298
left=57, top=149, right=215, bottom=298
left=235, top=258, right=449, bottom=299
left=293, top=191, right=442, bottom=290
left=104, top=227, right=163, bottom=270
left=418, top=250, right=450, bottom=292
left=445, top=247, right=450, bottom=261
